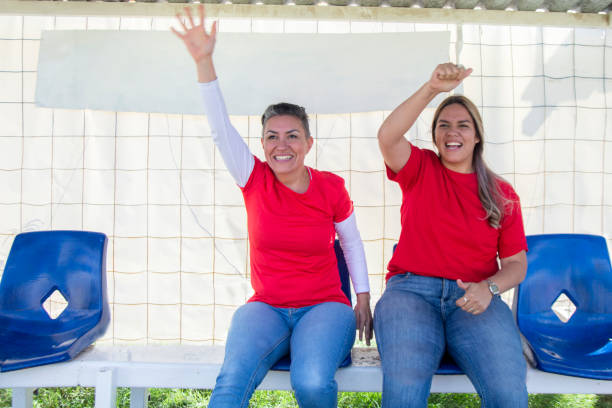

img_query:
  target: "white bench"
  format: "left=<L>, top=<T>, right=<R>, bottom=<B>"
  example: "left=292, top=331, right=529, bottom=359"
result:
left=1, top=345, right=611, bottom=408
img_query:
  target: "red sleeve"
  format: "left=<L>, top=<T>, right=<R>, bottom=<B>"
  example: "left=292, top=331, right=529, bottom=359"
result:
left=325, top=172, right=353, bottom=223
left=332, top=175, right=353, bottom=223
left=241, top=156, right=264, bottom=193
left=385, top=143, right=425, bottom=191
left=498, top=183, right=528, bottom=258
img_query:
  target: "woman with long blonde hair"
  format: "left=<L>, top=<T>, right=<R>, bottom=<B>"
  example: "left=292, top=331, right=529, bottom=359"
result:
left=374, top=63, right=528, bottom=407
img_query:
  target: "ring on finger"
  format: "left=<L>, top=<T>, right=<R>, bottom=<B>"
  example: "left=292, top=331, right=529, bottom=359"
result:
left=463, top=297, right=468, bottom=305
left=468, top=307, right=474, bottom=313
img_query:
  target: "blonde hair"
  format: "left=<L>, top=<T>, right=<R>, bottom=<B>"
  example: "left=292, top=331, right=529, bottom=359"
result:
left=431, top=95, right=509, bottom=229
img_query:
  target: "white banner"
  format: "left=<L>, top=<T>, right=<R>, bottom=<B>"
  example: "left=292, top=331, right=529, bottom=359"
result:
left=36, top=30, right=449, bottom=115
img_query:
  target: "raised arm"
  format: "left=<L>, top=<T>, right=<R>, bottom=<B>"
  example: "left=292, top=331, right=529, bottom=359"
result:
left=173, top=6, right=254, bottom=187
left=378, top=63, right=472, bottom=173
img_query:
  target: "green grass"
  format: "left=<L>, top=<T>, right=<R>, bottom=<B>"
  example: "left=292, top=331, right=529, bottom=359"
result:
left=1, top=388, right=611, bottom=408
left=0, top=389, right=10, bottom=408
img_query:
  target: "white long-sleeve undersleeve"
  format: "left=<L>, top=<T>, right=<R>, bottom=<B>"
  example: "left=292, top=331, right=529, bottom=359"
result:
left=335, top=213, right=370, bottom=294
left=199, top=80, right=254, bottom=188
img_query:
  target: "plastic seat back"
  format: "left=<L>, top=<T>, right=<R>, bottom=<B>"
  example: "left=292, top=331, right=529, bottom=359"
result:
left=271, top=240, right=352, bottom=370
left=517, top=234, right=612, bottom=379
left=0, top=230, right=109, bottom=372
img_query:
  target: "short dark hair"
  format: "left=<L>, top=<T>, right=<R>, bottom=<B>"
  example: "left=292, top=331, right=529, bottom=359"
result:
left=261, top=103, right=311, bottom=138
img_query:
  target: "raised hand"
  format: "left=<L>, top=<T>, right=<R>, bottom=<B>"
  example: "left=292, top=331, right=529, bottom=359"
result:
left=172, top=5, right=218, bottom=83
left=427, top=63, right=472, bottom=94
left=172, top=5, right=217, bottom=63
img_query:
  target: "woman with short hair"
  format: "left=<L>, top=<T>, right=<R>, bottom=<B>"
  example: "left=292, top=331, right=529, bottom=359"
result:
left=173, top=6, right=373, bottom=407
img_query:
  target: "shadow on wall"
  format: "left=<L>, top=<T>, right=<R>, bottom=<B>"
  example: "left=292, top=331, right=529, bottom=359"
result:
left=520, top=29, right=606, bottom=138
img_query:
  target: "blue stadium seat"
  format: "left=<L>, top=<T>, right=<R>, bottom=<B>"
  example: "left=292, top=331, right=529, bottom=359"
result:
left=0, top=230, right=110, bottom=372
left=271, top=240, right=352, bottom=370
left=517, top=234, right=612, bottom=380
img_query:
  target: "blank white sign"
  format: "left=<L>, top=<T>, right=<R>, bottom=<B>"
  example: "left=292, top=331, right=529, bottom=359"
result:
left=36, top=30, right=449, bottom=115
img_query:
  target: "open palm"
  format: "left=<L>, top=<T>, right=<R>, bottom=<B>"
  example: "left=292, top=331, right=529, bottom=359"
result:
left=172, top=5, right=217, bottom=63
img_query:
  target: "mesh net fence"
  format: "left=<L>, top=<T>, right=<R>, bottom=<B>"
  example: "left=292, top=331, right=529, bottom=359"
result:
left=0, top=14, right=610, bottom=344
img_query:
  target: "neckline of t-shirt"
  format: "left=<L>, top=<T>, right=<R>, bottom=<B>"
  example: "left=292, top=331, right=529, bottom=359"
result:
left=276, top=166, right=313, bottom=196
left=441, top=163, right=477, bottom=179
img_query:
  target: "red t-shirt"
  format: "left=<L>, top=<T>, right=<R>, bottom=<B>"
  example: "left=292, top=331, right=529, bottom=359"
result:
left=241, top=157, right=353, bottom=308
left=386, top=144, right=527, bottom=282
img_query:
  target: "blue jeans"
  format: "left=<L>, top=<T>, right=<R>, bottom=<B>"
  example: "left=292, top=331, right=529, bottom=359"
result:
left=374, top=273, right=527, bottom=408
left=209, top=301, right=355, bottom=408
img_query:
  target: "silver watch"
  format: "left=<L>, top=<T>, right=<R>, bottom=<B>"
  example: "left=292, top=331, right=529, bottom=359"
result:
left=486, top=279, right=500, bottom=296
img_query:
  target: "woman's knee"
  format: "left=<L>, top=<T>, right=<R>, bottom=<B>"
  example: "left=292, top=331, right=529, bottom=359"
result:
left=462, top=348, right=527, bottom=408
left=479, top=380, right=528, bottom=408
left=291, top=371, right=337, bottom=405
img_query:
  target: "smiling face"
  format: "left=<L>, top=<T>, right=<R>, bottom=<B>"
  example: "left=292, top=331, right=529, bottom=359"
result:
left=261, top=115, right=313, bottom=178
left=433, top=103, right=480, bottom=173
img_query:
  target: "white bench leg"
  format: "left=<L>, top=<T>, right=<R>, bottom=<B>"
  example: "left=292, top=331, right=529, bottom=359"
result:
left=11, top=387, right=33, bottom=408
left=95, top=368, right=117, bottom=408
left=130, top=387, right=149, bottom=408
